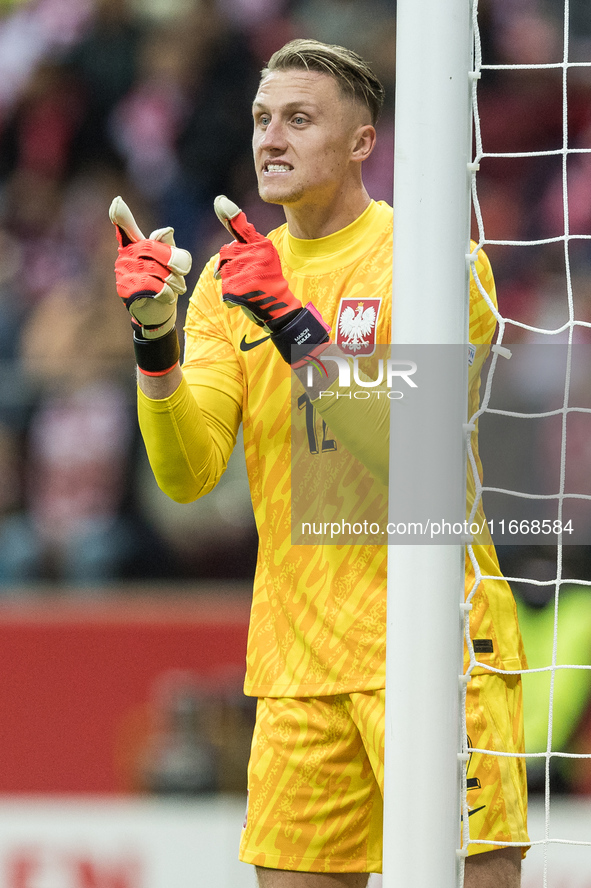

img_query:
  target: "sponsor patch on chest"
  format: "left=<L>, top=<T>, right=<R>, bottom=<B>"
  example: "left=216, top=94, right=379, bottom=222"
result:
left=335, top=297, right=381, bottom=355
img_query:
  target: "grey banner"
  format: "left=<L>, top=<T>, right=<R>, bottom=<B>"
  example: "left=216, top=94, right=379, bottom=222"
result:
left=476, top=342, right=591, bottom=545
left=291, top=345, right=469, bottom=545
left=291, top=343, right=591, bottom=545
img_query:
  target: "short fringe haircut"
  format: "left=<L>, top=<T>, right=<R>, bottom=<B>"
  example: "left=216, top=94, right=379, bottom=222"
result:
left=262, top=39, right=385, bottom=125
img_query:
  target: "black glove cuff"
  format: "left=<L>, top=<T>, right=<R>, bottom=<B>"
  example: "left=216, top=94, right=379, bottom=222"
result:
left=133, top=325, right=180, bottom=373
left=271, top=307, right=331, bottom=365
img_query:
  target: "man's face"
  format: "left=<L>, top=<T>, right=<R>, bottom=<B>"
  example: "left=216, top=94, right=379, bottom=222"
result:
left=252, top=69, right=364, bottom=208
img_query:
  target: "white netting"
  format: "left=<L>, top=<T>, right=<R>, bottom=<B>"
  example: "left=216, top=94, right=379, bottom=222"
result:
left=463, top=0, right=591, bottom=884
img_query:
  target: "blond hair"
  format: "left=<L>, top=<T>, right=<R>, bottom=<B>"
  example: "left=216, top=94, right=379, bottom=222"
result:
left=262, top=39, right=385, bottom=125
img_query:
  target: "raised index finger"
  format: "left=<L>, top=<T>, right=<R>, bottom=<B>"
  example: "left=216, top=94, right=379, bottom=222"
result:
left=109, top=196, right=146, bottom=247
left=213, top=195, right=265, bottom=245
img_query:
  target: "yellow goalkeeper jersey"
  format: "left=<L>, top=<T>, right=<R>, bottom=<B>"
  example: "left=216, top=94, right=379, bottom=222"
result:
left=138, top=199, right=526, bottom=697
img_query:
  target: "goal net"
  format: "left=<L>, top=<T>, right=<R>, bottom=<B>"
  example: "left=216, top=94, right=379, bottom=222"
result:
left=386, top=0, right=591, bottom=886
left=467, top=1, right=591, bottom=885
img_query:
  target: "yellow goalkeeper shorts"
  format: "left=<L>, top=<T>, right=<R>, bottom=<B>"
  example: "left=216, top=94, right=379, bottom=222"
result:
left=463, top=672, right=529, bottom=857
left=239, top=678, right=528, bottom=873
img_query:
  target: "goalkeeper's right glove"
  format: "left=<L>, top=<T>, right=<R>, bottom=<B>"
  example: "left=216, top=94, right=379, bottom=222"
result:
left=110, top=196, right=192, bottom=375
left=213, top=195, right=331, bottom=366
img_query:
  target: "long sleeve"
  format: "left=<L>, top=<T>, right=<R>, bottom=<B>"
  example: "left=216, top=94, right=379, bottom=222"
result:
left=310, top=380, right=389, bottom=487
left=136, top=249, right=246, bottom=504
left=137, top=369, right=242, bottom=504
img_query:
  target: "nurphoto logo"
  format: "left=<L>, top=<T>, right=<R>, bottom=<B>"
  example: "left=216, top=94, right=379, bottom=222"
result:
left=304, top=355, right=418, bottom=400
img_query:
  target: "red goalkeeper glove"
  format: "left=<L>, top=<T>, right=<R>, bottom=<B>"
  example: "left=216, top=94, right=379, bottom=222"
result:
left=213, top=195, right=330, bottom=365
left=110, top=196, right=192, bottom=375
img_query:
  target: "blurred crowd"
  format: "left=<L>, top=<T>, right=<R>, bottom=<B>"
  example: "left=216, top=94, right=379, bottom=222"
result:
left=473, top=0, right=591, bottom=796
left=0, top=0, right=589, bottom=575
left=0, top=0, right=394, bottom=587
left=0, top=0, right=590, bottom=796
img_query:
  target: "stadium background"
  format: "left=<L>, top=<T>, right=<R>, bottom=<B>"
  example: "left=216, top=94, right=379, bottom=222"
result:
left=0, top=0, right=591, bottom=885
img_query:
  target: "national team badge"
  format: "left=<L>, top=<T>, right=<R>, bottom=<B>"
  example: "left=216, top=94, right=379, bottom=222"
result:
left=336, top=297, right=381, bottom=355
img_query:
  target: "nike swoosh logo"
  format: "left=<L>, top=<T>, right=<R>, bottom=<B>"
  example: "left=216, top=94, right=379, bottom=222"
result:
left=461, top=805, right=486, bottom=821
left=240, top=334, right=271, bottom=352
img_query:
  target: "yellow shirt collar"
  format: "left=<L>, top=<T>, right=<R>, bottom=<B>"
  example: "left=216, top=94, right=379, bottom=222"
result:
left=277, top=200, right=392, bottom=275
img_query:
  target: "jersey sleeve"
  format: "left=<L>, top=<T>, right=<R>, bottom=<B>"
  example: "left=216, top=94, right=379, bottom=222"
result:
left=137, top=258, right=244, bottom=504
left=310, top=372, right=389, bottom=486
left=464, top=249, right=527, bottom=673
left=308, top=248, right=499, bottom=512
left=469, top=245, right=498, bottom=347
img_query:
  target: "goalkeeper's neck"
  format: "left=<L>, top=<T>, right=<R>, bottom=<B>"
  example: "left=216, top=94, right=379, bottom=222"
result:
left=282, top=182, right=372, bottom=240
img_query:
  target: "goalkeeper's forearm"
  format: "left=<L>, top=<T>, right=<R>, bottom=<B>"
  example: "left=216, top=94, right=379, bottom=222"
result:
left=293, top=344, right=389, bottom=486
left=138, top=373, right=240, bottom=503
left=299, top=364, right=389, bottom=488
left=312, top=386, right=389, bottom=486
left=292, top=344, right=340, bottom=399
left=138, top=362, right=183, bottom=399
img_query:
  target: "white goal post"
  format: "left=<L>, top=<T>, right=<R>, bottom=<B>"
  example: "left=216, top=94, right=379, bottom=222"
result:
left=384, top=0, right=475, bottom=886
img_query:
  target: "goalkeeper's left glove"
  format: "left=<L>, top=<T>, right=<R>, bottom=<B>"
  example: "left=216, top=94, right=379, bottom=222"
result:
left=110, top=196, right=192, bottom=375
left=213, top=195, right=331, bottom=366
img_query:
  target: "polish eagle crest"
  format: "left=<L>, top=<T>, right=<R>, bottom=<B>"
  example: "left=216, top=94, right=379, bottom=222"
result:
left=338, top=300, right=379, bottom=353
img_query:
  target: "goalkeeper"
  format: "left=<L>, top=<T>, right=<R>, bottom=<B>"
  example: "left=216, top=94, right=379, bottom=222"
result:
left=111, top=39, right=528, bottom=888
